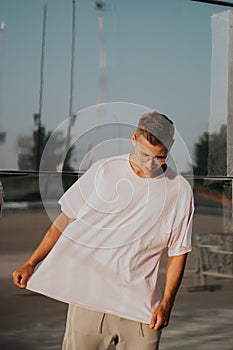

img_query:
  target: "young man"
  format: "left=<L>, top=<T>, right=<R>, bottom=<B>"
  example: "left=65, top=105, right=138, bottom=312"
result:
left=13, top=111, right=194, bottom=350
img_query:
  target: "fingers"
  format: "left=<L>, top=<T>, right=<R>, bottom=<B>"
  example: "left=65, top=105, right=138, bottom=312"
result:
left=150, top=314, right=167, bottom=331
left=19, top=274, right=28, bottom=288
left=12, top=271, right=25, bottom=288
left=12, top=265, right=33, bottom=289
left=149, top=307, right=170, bottom=331
left=149, top=312, right=157, bottom=329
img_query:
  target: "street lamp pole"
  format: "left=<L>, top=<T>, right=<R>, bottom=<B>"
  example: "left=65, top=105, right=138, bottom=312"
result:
left=35, top=4, right=47, bottom=171
left=62, top=0, right=77, bottom=169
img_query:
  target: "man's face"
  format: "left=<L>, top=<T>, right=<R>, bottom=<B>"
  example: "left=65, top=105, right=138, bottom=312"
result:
left=132, top=133, right=168, bottom=178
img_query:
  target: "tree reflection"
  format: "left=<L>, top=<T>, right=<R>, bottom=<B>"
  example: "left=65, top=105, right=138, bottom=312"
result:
left=193, top=124, right=231, bottom=206
left=193, top=124, right=227, bottom=177
left=17, top=124, right=69, bottom=172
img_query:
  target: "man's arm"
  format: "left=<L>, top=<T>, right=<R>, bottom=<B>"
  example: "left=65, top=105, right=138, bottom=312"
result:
left=149, top=253, right=188, bottom=331
left=12, top=212, right=74, bottom=289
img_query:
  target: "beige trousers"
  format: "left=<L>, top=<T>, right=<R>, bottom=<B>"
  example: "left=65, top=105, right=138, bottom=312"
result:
left=62, top=305, right=161, bottom=350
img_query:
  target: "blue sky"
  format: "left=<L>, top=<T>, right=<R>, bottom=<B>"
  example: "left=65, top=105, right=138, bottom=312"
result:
left=0, top=0, right=232, bottom=170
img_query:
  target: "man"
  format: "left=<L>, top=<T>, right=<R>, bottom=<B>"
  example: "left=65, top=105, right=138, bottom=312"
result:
left=13, top=111, right=194, bottom=350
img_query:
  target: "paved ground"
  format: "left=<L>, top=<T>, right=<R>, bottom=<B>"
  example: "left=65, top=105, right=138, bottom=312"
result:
left=1, top=308, right=232, bottom=350
left=0, top=209, right=233, bottom=349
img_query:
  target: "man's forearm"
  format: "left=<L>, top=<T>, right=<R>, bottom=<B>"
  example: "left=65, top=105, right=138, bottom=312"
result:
left=26, top=212, right=73, bottom=267
left=161, top=254, right=187, bottom=307
left=150, top=253, right=188, bottom=331
left=25, top=223, right=62, bottom=268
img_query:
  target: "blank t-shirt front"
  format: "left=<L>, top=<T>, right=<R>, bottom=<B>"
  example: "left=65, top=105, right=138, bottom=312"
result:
left=27, top=154, right=194, bottom=324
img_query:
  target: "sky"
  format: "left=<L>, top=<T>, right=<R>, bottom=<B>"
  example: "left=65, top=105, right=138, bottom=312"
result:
left=0, top=0, right=232, bottom=171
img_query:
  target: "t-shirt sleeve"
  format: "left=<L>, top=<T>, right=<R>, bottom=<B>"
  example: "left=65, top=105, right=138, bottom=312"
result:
left=167, top=195, right=194, bottom=257
left=58, top=161, right=99, bottom=219
left=58, top=179, right=84, bottom=219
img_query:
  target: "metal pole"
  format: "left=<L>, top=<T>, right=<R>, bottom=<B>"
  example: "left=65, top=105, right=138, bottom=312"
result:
left=36, top=4, right=47, bottom=170
left=69, top=0, right=76, bottom=116
left=63, top=0, right=76, bottom=166
left=39, top=4, right=47, bottom=122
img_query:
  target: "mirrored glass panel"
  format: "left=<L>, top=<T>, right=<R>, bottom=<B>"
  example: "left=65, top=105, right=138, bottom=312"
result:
left=0, top=0, right=232, bottom=176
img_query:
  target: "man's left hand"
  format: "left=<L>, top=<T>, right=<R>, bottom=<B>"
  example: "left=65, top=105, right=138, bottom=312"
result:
left=149, top=302, right=172, bottom=331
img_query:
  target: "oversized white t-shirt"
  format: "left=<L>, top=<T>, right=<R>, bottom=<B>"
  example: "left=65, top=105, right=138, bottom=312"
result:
left=27, top=154, right=194, bottom=324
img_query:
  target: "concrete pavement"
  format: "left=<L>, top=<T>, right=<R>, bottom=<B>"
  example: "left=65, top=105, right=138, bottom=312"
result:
left=0, top=209, right=232, bottom=349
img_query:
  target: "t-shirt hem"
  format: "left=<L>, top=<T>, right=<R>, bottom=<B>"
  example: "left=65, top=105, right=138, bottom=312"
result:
left=26, top=285, right=152, bottom=324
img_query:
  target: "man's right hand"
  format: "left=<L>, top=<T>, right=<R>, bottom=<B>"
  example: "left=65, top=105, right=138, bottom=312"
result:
left=12, top=263, right=35, bottom=289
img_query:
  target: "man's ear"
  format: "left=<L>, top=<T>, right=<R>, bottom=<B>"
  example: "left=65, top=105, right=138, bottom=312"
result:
left=131, top=132, right=136, bottom=146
